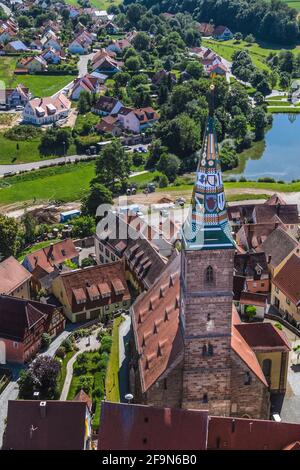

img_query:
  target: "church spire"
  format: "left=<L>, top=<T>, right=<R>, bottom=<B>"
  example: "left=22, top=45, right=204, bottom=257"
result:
left=182, top=84, right=234, bottom=250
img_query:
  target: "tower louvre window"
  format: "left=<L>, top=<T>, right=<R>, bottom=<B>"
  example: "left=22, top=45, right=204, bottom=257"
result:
left=208, top=343, right=214, bottom=356
left=202, top=345, right=207, bottom=356
left=202, top=393, right=208, bottom=403
left=244, top=371, right=252, bottom=385
left=205, top=266, right=214, bottom=285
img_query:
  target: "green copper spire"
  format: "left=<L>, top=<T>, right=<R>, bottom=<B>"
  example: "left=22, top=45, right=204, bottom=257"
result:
left=182, top=85, right=234, bottom=251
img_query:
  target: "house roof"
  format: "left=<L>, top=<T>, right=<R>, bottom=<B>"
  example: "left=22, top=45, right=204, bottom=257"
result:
left=25, top=239, right=77, bottom=274
left=99, top=402, right=209, bottom=450
left=235, top=322, right=290, bottom=352
left=197, top=22, right=215, bottom=35
left=265, top=193, right=287, bottom=206
left=239, top=291, right=268, bottom=307
left=208, top=416, right=300, bottom=450
left=0, top=295, right=58, bottom=341
left=0, top=256, right=31, bottom=295
left=95, top=115, right=119, bottom=133
left=237, top=222, right=286, bottom=250
left=234, top=252, right=268, bottom=279
left=213, top=25, right=231, bottom=36
left=93, top=95, right=120, bottom=112
left=253, top=203, right=299, bottom=225
left=3, top=400, right=87, bottom=450
left=73, top=389, right=92, bottom=411
left=273, top=254, right=300, bottom=305
left=27, top=94, right=71, bottom=118
left=257, top=226, right=298, bottom=268
left=131, top=254, right=183, bottom=393
left=7, top=40, right=28, bottom=51
left=58, top=261, right=130, bottom=313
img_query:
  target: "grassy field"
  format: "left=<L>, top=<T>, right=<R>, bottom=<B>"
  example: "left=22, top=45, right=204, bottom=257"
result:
left=105, top=316, right=124, bottom=403
left=0, top=161, right=95, bottom=206
left=0, top=132, right=77, bottom=164
left=202, top=38, right=300, bottom=73
left=0, top=57, right=73, bottom=96
left=63, top=0, right=122, bottom=8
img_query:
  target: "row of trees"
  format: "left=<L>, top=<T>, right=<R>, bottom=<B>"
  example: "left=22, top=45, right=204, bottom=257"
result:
left=123, top=0, right=300, bottom=45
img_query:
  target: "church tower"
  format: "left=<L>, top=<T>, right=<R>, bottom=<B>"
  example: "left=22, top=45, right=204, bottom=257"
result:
left=180, top=85, right=235, bottom=415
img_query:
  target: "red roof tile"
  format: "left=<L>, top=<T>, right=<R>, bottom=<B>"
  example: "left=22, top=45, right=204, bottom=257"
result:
left=25, top=239, right=78, bottom=274
left=0, top=256, right=31, bottom=294
left=273, top=254, right=300, bottom=305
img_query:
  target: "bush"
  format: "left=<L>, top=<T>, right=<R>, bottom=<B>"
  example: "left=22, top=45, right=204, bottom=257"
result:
left=76, top=375, right=93, bottom=395
left=101, top=335, right=113, bottom=354
left=56, top=346, right=66, bottom=359
left=41, top=333, right=51, bottom=350
left=275, top=322, right=283, bottom=331
left=220, top=144, right=238, bottom=171
left=61, top=338, right=73, bottom=353
left=74, top=135, right=100, bottom=153
left=258, top=177, right=275, bottom=183
left=4, top=125, right=42, bottom=141
left=159, top=174, right=169, bottom=187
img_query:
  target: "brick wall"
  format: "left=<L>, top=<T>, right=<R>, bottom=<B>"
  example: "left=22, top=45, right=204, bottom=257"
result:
left=230, top=350, right=270, bottom=419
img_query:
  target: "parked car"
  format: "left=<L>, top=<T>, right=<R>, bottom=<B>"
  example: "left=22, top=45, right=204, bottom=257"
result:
left=138, top=146, right=147, bottom=153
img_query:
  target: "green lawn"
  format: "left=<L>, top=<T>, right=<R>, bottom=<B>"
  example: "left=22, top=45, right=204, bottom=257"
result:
left=0, top=161, right=95, bottom=207
left=63, top=0, right=122, bottom=8
left=0, top=56, right=73, bottom=96
left=0, top=132, right=77, bottom=164
left=105, top=316, right=124, bottom=403
left=202, top=38, right=300, bottom=73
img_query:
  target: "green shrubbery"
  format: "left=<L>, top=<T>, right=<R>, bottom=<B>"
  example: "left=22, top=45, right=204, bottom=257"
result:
left=4, top=125, right=42, bottom=141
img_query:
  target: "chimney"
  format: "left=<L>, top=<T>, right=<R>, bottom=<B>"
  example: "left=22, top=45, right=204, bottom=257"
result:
left=40, top=401, right=47, bottom=419
left=47, top=243, right=54, bottom=260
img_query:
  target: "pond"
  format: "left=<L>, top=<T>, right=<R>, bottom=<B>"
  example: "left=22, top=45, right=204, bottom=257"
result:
left=224, top=113, right=300, bottom=183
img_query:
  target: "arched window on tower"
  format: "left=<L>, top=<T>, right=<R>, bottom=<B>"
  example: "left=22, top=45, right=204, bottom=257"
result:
left=205, top=266, right=214, bottom=286
left=202, top=345, right=207, bottom=357
left=208, top=343, right=214, bottom=356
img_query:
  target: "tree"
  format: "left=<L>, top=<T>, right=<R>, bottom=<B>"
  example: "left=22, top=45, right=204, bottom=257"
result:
left=157, top=153, right=181, bottom=182
left=41, top=333, right=51, bottom=350
left=252, top=107, right=266, bottom=140
left=219, top=144, right=238, bottom=171
left=158, top=174, right=169, bottom=187
left=157, top=113, right=201, bottom=159
left=186, top=61, right=204, bottom=80
left=0, top=214, right=20, bottom=258
left=19, top=356, right=61, bottom=399
left=21, top=211, right=36, bottom=245
left=133, top=32, right=151, bottom=51
left=125, top=55, right=141, bottom=72
left=234, top=32, right=243, bottom=42
left=18, top=15, right=31, bottom=28
left=229, top=114, right=247, bottom=140
left=77, top=91, right=91, bottom=114
left=94, top=140, right=131, bottom=193
left=71, top=216, right=96, bottom=238
left=81, top=183, right=113, bottom=217
left=245, top=34, right=255, bottom=44
left=81, top=257, right=95, bottom=268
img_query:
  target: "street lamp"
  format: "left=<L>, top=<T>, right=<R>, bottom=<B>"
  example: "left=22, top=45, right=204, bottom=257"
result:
left=125, top=393, right=134, bottom=404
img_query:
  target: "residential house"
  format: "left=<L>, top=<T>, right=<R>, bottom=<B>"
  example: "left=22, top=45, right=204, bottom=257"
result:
left=91, top=95, right=123, bottom=116
left=3, top=84, right=31, bottom=109
left=22, top=239, right=79, bottom=287
left=41, top=47, right=64, bottom=64
left=106, top=39, right=130, bottom=55
left=196, top=22, right=215, bottom=36
left=0, top=20, right=17, bottom=44
left=271, top=254, right=300, bottom=325
left=41, top=31, right=61, bottom=51
left=52, top=262, right=131, bottom=323
left=3, top=400, right=91, bottom=450
left=95, top=211, right=168, bottom=292
left=22, top=93, right=71, bottom=126
left=152, top=69, right=177, bottom=87
left=4, top=40, right=29, bottom=53
left=234, top=252, right=269, bottom=294
left=16, top=55, right=48, bottom=73
left=92, top=55, right=122, bottom=74
left=89, top=71, right=108, bottom=84
left=207, top=62, right=228, bottom=77
left=252, top=202, right=299, bottom=230
left=68, top=30, right=94, bottom=55
left=99, top=401, right=300, bottom=451
left=71, top=74, right=101, bottom=101
left=30, top=39, right=43, bottom=50
left=256, top=226, right=298, bottom=278
left=0, top=256, right=31, bottom=299
left=117, top=106, right=159, bottom=133
left=0, top=295, right=65, bottom=364
left=91, top=48, right=116, bottom=67
left=102, top=21, right=119, bottom=35
left=236, top=222, right=285, bottom=251
left=95, top=115, right=122, bottom=137
left=213, top=25, right=233, bottom=41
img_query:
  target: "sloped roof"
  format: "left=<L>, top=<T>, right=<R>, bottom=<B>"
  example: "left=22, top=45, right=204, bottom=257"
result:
left=257, top=227, right=298, bottom=268
left=73, top=389, right=92, bottom=411
left=253, top=204, right=299, bottom=225
left=131, top=254, right=183, bottom=392
left=234, top=252, right=268, bottom=278
left=273, top=254, right=300, bottom=305
left=0, top=295, right=57, bottom=341
left=3, top=400, right=87, bottom=450
left=0, top=256, right=31, bottom=294
left=25, top=239, right=77, bottom=274
left=99, top=402, right=209, bottom=450
left=235, top=322, right=290, bottom=351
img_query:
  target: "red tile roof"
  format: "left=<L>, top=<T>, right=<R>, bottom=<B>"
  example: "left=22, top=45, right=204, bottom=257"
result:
left=3, top=400, right=87, bottom=450
left=131, top=254, right=183, bottom=392
left=99, top=402, right=209, bottom=450
left=25, top=239, right=78, bottom=274
left=273, top=254, right=300, bottom=305
left=0, top=256, right=31, bottom=294
left=235, top=322, right=290, bottom=352
left=208, top=416, right=300, bottom=450
left=59, top=262, right=130, bottom=313
left=73, top=389, right=92, bottom=411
